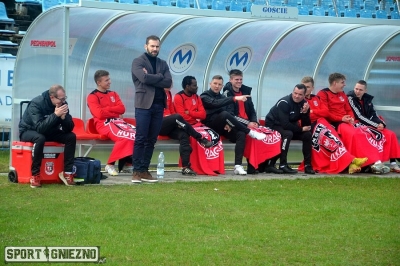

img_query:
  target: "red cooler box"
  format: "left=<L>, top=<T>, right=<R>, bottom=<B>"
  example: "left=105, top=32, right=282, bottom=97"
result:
left=11, top=141, right=64, bottom=184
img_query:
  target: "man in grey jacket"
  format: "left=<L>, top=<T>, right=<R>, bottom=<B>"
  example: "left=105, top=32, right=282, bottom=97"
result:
left=131, top=35, right=172, bottom=184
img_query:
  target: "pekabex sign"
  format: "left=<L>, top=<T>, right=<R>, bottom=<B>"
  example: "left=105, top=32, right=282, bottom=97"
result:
left=168, top=44, right=196, bottom=75
left=5, top=246, right=101, bottom=263
left=225, top=47, right=253, bottom=72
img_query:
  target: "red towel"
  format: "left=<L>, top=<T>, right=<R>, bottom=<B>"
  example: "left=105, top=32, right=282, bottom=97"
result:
left=243, top=126, right=281, bottom=168
left=299, top=118, right=354, bottom=174
left=96, top=118, right=135, bottom=164
left=179, top=125, right=225, bottom=176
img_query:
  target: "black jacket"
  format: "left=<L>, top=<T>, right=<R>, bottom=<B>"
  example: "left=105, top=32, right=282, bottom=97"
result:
left=19, top=90, right=74, bottom=138
left=222, top=82, right=258, bottom=124
left=347, top=90, right=385, bottom=128
left=265, top=94, right=310, bottom=133
left=200, top=89, right=235, bottom=125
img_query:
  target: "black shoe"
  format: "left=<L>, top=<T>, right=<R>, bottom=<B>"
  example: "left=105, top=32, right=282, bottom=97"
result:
left=247, top=163, right=259, bottom=175
left=198, top=137, right=212, bottom=148
left=264, top=166, right=283, bottom=174
left=280, top=165, right=297, bottom=174
left=182, top=164, right=197, bottom=176
left=305, top=165, right=316, bottom=174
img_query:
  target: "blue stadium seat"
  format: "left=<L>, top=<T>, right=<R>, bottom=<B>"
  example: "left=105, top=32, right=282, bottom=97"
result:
left=120, top=0, right=135, bottom=3
left=0, top=2, right=15, bottom=27
left=344, top=8, right=357, bottom=17
left=62, top=0, right=79, bottom=3
left=375, top=9, right=387, bottom=19
left=359, top=8, right=373, bottom=18
left=193, top=0, right=209, bottom=8
left=158, top=0, right=172, bottom=6
left=391, top=10, right=400, bottom=19
left=42, top=0, right=61, bottom=12
left=176, top=0, right=190, bottom=7
left=212, top=0, right=226, bottom=10
left=313, top=6, right=326, bottom=16
left=230, top=0, right=243, bottom=11
left=138, top=0, right=155, bottom=4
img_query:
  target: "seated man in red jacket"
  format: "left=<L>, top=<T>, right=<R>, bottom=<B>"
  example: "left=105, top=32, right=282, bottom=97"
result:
left=347, top=80, right=400, bottom=173
left=87, top=70, right=135, bottom=177
left=159, top=80, right=212, bottom=176
left=173, top=76, right=225, bottom=176
left=299, top=76, right=367, bottom=174
left=316, top=73, right=390, bottom=174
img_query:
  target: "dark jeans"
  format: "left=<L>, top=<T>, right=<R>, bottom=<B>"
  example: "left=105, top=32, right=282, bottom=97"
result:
left=133, top=103, right=164, bottom=172
left=159, top=114, right=202, bottom=167
left=206, top=111, right=249, bottom=165
left=272, top=125, right=312, bottom=167
left=20, top=130, right=76, bottom=175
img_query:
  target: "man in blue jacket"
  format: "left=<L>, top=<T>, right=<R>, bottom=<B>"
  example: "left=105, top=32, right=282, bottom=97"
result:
left=19, top=85, right=77, bottom=188
left=131, top=35, right=172, bottom=183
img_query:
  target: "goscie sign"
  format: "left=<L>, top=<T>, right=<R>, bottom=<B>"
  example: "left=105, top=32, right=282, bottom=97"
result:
left=5, top=246, right=100, bottom=263
left=251, top=5, right=299, bottom=19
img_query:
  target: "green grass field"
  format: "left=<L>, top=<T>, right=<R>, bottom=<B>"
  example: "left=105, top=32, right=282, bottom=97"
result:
left=1, top=176, right=399, bottom=265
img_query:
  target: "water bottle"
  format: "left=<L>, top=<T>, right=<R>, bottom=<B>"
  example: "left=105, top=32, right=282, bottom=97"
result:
left=157, top=152, right=165, bottom=179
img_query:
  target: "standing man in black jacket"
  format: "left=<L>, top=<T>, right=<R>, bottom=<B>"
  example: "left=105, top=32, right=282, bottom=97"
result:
left=265, top=84, right=315, bottom=174
left=201, top=75, right=266, bottom=175
left=19, top=85, right=77, bottom=188
left=131, top=35, right=172, bottom=183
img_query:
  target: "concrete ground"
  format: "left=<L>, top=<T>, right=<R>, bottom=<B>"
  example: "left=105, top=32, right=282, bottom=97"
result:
left=101, top=169, right=400, bottom=185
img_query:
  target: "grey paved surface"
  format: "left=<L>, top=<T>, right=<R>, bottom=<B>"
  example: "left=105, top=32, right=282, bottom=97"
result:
left=100, top=169, right=400, bottom=185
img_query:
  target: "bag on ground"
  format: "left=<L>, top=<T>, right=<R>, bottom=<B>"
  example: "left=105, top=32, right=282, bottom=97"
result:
left=73, top=157, right=102, bottom=184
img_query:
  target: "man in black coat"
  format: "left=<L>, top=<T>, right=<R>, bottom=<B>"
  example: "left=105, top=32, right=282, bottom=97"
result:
left=265, top=84, right=315, bottom=174
left=201, top=75, right=266, bottom=175
left=19, top=85, right=77, bottom=187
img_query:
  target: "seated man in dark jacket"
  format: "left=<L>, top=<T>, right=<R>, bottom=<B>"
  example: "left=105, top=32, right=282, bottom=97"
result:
left=347, top=80, right=400, bottom=173
left=265, top=84, right=315, bottom=174
left=19, top=85, right=77, bottom=187
left=200, top=75, right=266, bottom=175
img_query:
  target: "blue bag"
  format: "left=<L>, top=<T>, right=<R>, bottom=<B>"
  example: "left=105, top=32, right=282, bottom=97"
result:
left=73, top=157, right=102, bottom=184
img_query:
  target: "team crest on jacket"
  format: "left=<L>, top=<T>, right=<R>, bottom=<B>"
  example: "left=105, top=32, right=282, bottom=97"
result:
left=192, top=98, right=196, bottom=105
left=45, top=162, right=54, bottom=175
left=312, top=123, right=346, bottom=161
left=110, top=96, right=115, bottom=102
left=339, top=96, right=345, bottom=101
left=313, top=100, right=318, bottom=106
left=106, top=118, right=136, bottom=140
left=356, top=124, right=385, bottom=152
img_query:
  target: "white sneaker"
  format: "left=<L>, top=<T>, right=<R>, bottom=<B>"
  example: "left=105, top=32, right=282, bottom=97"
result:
left=234, top=165, right=247, bottom=175
left=105, top=165, right=118, bottom=176
left=248, top=130, right=266, bottom=140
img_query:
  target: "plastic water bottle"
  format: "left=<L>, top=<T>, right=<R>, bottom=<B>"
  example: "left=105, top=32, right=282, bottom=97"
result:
left=157, top=152, right=165, bottom=179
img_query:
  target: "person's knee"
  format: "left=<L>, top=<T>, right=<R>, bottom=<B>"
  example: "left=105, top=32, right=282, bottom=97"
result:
left=34, top=134, right=46, bottom=146
left=66, top=132, right=76, bottom=144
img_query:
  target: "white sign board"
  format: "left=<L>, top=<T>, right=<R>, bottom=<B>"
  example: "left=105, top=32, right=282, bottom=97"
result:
left=251, top=5, right=299, bottom=19
left=0, top=55, right=15, bottom=128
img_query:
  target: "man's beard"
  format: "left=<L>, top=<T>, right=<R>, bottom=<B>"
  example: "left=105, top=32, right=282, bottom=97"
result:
left=146, top=49, right=159, bottom=57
